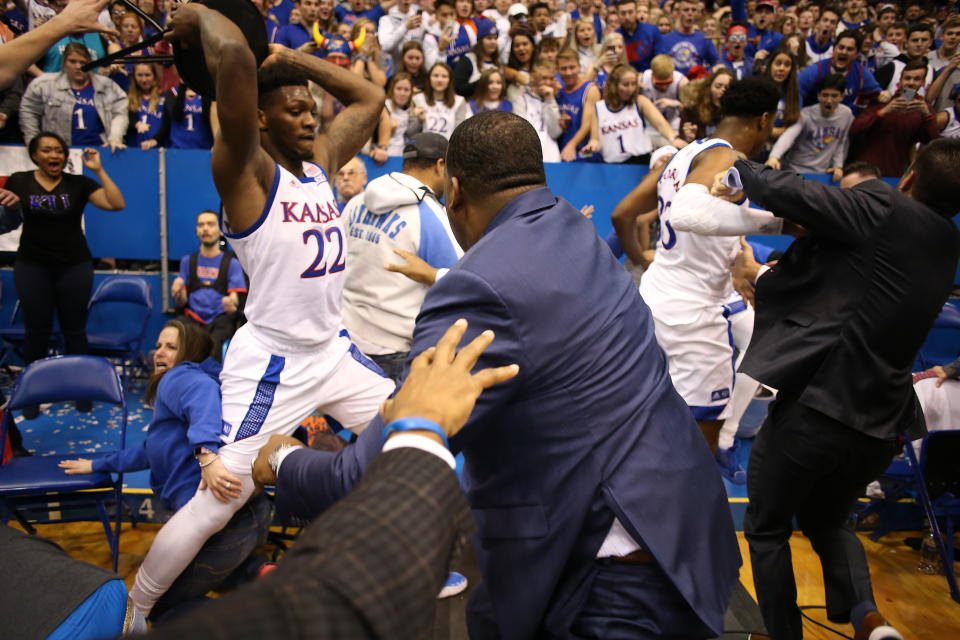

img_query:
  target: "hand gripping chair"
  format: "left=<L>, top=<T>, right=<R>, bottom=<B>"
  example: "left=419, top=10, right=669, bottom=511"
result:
left=904, top=429, right=960, bottom=604
left=86, top=277, right=152, bottom=390
left=0, top=356, right=128, bottom=571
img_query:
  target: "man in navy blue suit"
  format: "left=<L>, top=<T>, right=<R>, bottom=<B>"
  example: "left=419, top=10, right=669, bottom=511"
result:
left=254, top=111, right=740, bottom=639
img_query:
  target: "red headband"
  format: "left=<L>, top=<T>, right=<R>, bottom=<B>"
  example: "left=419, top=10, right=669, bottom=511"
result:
left=726, top=25, right=748, bottom=38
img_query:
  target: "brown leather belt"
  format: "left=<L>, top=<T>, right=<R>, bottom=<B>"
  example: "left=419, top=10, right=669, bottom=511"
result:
left=610, top=549, right=654, bottom=564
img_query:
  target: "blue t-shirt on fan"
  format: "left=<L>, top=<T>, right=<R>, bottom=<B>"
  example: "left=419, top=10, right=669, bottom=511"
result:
left=71, top=83, right=104, bottom=146
left=179, top=252, right=247, bottom=324
left=169, top=91, right=213, bottom=149
left=334, top=4, right=385, bottom=26
left=127, top=95, right=165, bottom=147
left=557, top=80, right=594, bottom=150
left=657, top=30, right=718, bottom=74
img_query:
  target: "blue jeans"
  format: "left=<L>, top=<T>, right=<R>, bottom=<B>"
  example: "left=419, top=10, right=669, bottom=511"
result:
left=151, top=493, right=273, bottom=623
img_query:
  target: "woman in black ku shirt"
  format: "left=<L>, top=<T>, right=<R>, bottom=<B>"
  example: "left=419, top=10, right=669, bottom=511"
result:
left=1, top=131, right=125, bottom=379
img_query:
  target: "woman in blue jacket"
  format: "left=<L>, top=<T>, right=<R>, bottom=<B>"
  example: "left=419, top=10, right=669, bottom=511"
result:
left=60, top=320, right=272, bottom=621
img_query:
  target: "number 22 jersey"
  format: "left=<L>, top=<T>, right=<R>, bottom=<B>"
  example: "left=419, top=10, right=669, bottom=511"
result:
left=221, top=161, right=346, bottom=351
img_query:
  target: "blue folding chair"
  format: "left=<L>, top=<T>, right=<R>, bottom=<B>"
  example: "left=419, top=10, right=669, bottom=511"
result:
left=0, top=356, right=128, bottom=571
left=86, top=277, right=152, bottom=389
left=0, top=300, right=63, bottom=371
left=904, top=429, right=960, bottom=604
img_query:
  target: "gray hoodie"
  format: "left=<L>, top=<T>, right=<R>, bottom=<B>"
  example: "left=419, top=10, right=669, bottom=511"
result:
left=771, top=103, right=853, bottom=173
left=341, top=172, right=462, bottom=354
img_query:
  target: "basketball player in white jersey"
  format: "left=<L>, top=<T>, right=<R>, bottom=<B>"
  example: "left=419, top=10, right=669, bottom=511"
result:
left=127, top=4, right=394, bottom=617
left=619, top=77, right=785, bottom=452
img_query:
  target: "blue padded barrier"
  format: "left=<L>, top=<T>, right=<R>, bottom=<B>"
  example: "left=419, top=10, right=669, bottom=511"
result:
left=82, top=148, right=161, bottom=260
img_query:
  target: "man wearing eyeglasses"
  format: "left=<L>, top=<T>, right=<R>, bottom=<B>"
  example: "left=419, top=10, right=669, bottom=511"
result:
left=719, top=23, right=754, bottom=79
left=334, top=156, right=368, bottom=209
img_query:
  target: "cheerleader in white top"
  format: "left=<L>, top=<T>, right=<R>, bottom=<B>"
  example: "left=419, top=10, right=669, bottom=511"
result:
left=412, top=62, right=471, bottom=139
left=584, top=64, right=685, bottom=164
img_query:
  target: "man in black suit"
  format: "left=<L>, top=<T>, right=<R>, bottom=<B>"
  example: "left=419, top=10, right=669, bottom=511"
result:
left=141, top=321, right=518, bottom=640
left=729, top=139, right=960, bottom=640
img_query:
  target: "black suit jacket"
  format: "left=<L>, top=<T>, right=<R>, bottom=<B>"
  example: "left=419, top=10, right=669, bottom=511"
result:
left=736, top=159, right=960, bottom=440
left=143, top=447, right=474, bottom=640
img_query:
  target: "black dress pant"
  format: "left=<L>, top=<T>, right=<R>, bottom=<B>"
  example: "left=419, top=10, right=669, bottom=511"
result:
left=13, top=258, right=93, bottom=364
left=743, top=393, right=898, bottom=640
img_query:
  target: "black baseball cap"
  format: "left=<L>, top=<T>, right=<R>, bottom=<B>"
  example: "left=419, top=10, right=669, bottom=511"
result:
left=402, top=132, right=448, bottom=160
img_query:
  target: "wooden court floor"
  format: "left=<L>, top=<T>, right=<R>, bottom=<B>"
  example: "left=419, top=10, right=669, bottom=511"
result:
left=9, top=522, right=960, bottom=639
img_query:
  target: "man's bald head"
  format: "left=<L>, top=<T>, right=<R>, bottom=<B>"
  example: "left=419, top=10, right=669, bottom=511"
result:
left=445, top=111, right=546, bottom=196
left=335, top=157, right=368, bottom=202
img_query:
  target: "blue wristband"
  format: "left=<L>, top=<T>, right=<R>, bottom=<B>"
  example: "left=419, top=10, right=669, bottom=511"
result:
left=382, top=417, right=449, bottom=450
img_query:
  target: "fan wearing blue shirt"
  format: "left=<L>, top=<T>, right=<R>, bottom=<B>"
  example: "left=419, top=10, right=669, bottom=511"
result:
left=615, top=0, right=660, bottom=71
left=657, top=0, right=718, bottom=75
left=126, top=63, right=165, bottom=149
left=171, top=211, right=247, bottom=360
left=59, top=320, right=271, bottom=622
left=798, top=30, right=884, bottom=111
left=273, top=0, right=325, bottom=56
left=267, top=0, right=295, bottom=26
left=749, top=0, right=782, bottom=55
left=335, top=0, right=388, bottom=27
left=39, top=32, right=106, bottom=74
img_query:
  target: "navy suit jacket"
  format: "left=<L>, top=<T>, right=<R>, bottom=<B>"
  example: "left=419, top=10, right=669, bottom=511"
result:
left=277, top=187, right=740, bottom=638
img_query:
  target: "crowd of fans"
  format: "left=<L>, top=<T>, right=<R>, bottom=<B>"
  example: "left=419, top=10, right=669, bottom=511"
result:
left=0, top=0, right=955, bottom=172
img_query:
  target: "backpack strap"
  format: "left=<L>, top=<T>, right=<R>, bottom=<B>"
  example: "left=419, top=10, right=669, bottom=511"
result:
left=212, top=251, right=234, bottom=295
left=186, top=252, right=201, bottom=294
left=187, top=251, right=233, bottom=295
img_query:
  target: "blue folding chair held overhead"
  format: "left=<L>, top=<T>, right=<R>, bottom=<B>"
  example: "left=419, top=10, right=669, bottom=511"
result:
left=0, top=356, right=128, bottom=571
left=86, top=276, right=152, bottom=389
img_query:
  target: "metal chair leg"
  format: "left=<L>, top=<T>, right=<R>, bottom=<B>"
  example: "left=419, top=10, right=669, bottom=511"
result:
left=905, top=443, right=960, bottom=604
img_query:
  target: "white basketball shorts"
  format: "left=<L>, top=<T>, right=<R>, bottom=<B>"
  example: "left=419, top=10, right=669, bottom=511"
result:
left=650, top=304, right=734, bottom=421
left=216, top=323, right=396, bottom=469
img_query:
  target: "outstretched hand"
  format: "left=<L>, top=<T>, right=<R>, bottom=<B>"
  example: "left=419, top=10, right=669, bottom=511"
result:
left=384, top=248, right=439, bottom=286
left=81, top=147, right=102, bottom=171
left=58, top=0, right=119, bottom=39
left=59, top=458, right=93, bottom=475
left=380, top=319, right=519, bottom=439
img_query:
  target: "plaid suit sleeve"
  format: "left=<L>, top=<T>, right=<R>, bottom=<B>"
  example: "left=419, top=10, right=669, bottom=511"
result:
left=141, top=447, right=474, bottom=640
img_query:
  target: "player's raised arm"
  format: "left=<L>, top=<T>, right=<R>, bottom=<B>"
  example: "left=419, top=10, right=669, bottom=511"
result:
left=264, top=46, right=385, bottom=176
left=167, top=4, right=271, bottom=233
